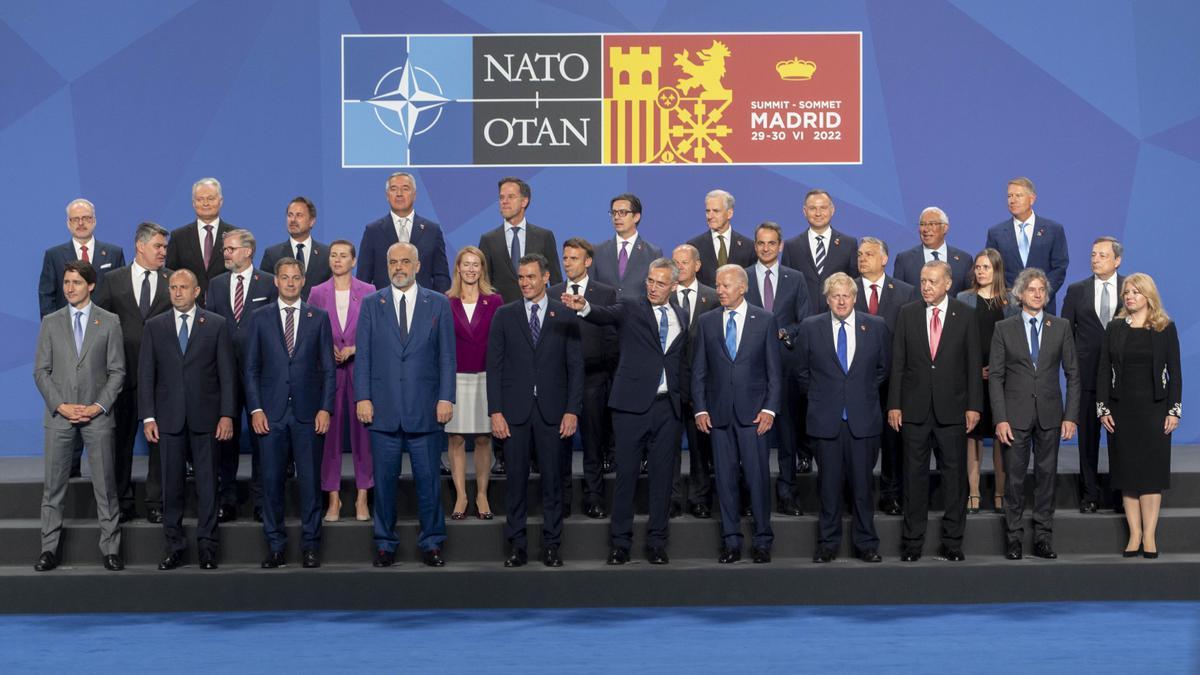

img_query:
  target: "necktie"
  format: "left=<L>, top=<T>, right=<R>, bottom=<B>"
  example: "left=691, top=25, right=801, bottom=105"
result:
left=202, top=225, right=214, bottom=269
left=931, top=250, right=940, bottom=261
left=725, top=310, right=737, bottom=358
left=397, top=294, right=408, bottom=342
left=80, top=245, right=89, bottom=263
left=837, top=320, right=849, bottom=420
left=571, top=283, right=581, bottom=296
left=680, top=289, right=692, bottom=322
left=139, top=270, right=152, bottom=318
left=284, top=307, right=296, bottom=356
left=399, top=217, right=409, bottom=243
left=717, top=234, right=728, bottom=267
left=658, top=306, right=669, bottom=388
left=295, top=243, right=306, bottom=274
left=74, top=311, right=84, bottom=356
left=929, top=307, right=942, bottom=360
left=1018, top=222, right=1031, bottom=265
left=233, top=274, right=245, bottom=323
left=178, top=313, right=190, bottom=353
left=509, top=227, right=521, bottom=272
left=868, top=283, right=879, bottom=315
left=529, top=303, right=541, bottom=344
left=814, top=235, right=826, bottom=276
left=1029, top=316, right=1040, bottom=366
left=618, top=241, right=629, bottom=279
left=763, top=269, right=775, bottom=312
left=1100, top=281, right=1112, bottom=324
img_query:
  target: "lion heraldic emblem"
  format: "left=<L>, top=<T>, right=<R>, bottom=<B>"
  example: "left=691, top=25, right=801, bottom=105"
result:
left=674, top=40, right=732, bottom=100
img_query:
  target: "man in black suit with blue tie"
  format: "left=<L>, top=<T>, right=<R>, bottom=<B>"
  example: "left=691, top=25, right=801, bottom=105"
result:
left=39, top=199, right=126, bottom=318
left=478, top=177, right=563, bottom=303
left=488, top=253, right=583, bottom=568
left=591, top=193, right=663, bottom=301
left=260, top=197, right=332, bottom=300
left=796, top=272, right=890, bottom=563
left=891, top=207, right=973, bottom=296
left=357, top=172, right=451, bottom=292
left=693, top=265, right=782, bottom=564
left=984, top=177, right=1070, bottom=314
left=139, top=269, right=237, bottom=570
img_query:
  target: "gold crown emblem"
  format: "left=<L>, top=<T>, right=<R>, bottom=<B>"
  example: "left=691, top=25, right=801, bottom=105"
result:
left=776, top=58, right=817, bottom=81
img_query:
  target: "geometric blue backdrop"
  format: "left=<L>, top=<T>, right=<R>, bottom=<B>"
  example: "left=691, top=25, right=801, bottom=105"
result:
left=2, top=0, right=1198, bottom=451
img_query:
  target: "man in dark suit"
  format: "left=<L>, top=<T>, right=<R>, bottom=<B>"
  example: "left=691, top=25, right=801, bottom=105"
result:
left=33, top=261, right=126, bottom=572
left=693, top=264, right=782, bottom=564
left=244, top=257, right=336, bottom=569
left=207, top=229, right=278, bottom=521
left=669, top=244, right=719, bottom=518
left=39, top=198, right=126, bottom=318
left=488, top=253, right=583, bottom=568
left=745, top=221, right=810, bottom=516
left=354, top=243, right=457, bottom=568
left=685, top=189, right=755, bottom=287
left=356, top=172, right=451, bottom=292
left=549, top=238, right=617, bottom=519
left=796, top=272, right=890, bottom=563
left=259, top=196, right=332, bottom=300
left=991, top=268, right=1080, bottom=560
left=139, top=269, right=237, bottom=570
left=891, top=207, right=973, bottom=296
left=984, top=176, right=1070, bottom=314
left=855, top=237, right=917, bottom=515
left=93, top=221, right=172, bottom=524
left=782, top=189, right=859, bottom=317
left=166, top=178, right=236, bottom=306
left=478, top=177, right=563, bottom=303
left=591, top=193, right=663, bottom=301
left=1061, top=236, right=1124, bottom=513
left=888, top=260, right=982, bottom=562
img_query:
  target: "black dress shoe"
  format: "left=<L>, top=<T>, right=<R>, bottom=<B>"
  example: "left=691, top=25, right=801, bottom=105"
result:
left=542, top=546, right=563, bottom=567
left=158, top=551, right=183, bottom=570
left=1032, top=542, right=1057, bottom=559
left=740, top=504, right=753, bottom=517
left=422, top=549, right=446, bottom=567
left=690, top=503, right=712, bottom=519
left=776, top=496, right=803, bottom=517
left=492, top=462, right=507, bottom=476
left=1079, top=500, right=1099, bottom=514
left=718, top=548, right=742, bottom=564
left=103, top=554, right=125, bottom=571
left=373, top=549, right=396, bottom=567
left=440, top=464, right=451, bottom=476
left=647, top=547, right=670, bottom=565
left=253, top=506, right=263, bottom=522
left=602, top=457, right=615, bottom=474
left=796, top=456, right=813, bottom=474
left=118, top=507, right=137, bottom=524
left=69, top=465, right=82, bottom=479
left=639, top=459, right=648, bottom=475
left=302, top=550, right=320, bottom=568
left=858, top=549, right=882, bottom=563
left=199, top=551, right=218, bottom=570
left=752, top=547, right=772, bottom=564
left=1005, top=541, right=1023, bottom=560
left=285, top=461, right=296, bottom=479
left=669, top=502, right=683, bottom=519
left=186, top=462, right=195, bottom=479
left=881, top=499, right=903, bottom=516
left=146, top=507, right=163, bottom=524
left=504, top=548, right=527, bottom=568
left=938, top=545, right=965, bottom=562
left=34, top=551, right=58, bottom=572
left=218, top=504, right=238, bottom=523
left=584, top=503, right=608, bottom=519
left=812, top=547, right=835, bottom=563
left=900, top=548, right=922, bottom=562
left=262, top=551, right=286, bottom=569
left=607, top=547, right=630, bottom=565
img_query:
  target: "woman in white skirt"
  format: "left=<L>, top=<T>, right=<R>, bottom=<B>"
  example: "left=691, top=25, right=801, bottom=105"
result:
left=445, top=246, right=504, bottom=519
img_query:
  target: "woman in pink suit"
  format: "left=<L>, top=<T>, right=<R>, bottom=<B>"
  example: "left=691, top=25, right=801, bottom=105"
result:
left=308, top=240, right=375, bottom=521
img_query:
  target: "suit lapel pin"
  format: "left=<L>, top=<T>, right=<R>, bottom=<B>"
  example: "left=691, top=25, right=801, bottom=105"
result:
left=380, top=298, right=386, bottom=304
left=549, top=311, right=556, bottom=318
left=482, top=299, right=488, bottom=305
left=887, top=283, right=894, bottom=289
left=860, top=324, right=867, bottom=331
left=101, top=250, right=107, bottom=257
left=198, top=316, right=206, bottom=324
left=93, top=319, right=101, bottom=325
left=1036, top=230, right=1044, bottom=237
left=306, top=311, right=313, bottom=318
left=952, top=254, right=960, bottom=261
left=834, top=238, right=841, bottom=246
left=1045, top=319, right=1051, bottom=327
left=950, top=311, right=956, bottom=317
left=313, top=248, right=319, bottom=256
left=419, top=223, right=425, bottom=230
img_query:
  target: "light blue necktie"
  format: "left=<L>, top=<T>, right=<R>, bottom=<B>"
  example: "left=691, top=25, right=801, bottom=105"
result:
left=73, top=311, right=84, bottom=356
left=725, top=310, right=737, bottom=358
left=658, top=306, right=669, bottom=388
left=837, top=320, right=848, bottom=419
left=1029, top=316, right=1039, bottom=366
left=1018, top=222, right=1031, bottom=265
left=178, top=313, right=190, bottom=353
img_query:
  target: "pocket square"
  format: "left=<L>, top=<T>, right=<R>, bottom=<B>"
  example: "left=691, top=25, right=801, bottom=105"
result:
left=100, top=263, right=112, bottom=269
left=252, top=296, right=267, bottom=301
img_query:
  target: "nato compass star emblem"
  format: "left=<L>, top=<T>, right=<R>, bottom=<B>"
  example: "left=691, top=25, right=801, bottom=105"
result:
left=368, top=61, right=448, bottom=138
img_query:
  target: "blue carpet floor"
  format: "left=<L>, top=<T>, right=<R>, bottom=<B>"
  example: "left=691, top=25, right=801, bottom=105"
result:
left=2, top=602, right=1196, bottom=672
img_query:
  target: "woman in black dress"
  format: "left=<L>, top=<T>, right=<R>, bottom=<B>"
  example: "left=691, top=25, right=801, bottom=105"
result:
left=1097, top=273, right=1181, bottom=558
left=956, top=249, right=1018, bottom=514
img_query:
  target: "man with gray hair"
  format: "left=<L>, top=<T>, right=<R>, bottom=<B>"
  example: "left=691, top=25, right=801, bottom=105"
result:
left=357, top=172, right=451, bottom=292
left=985, top=177, right=1070, bottom=313
left=891, top=207, right=973, bottom=296
left=166, top=177, right=236, bottom=305
left=686, top=189, right=755, bottom=287
left=40, top=198, right=126, bottom=318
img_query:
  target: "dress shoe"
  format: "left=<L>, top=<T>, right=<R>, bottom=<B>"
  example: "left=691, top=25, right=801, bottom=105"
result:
left=450, top=509, right=467, bottom=520
left=186, top=462, right=195, bottom=479
left=607, top=548, right=631, bottom=565
left=584, top=503, right=608, bottom=519
left=34, top=551, right=58, bottom=572
left=647, top=547, right=670, bottom=565
left=690, top=503, right=712, bottom=519
left=373, top=549, right=396, bottom=567
left=796, top=456, right=813, bottom=474
left=1032, top=542, right=1057, bottom=559
left=199, top=551, right=218, bottom=570
left=1005, top=541, right=1023, bottom=560
left=669, top=502, right=683, bottom=519
left=218, top=504, right=237, bottom=523
left=740, top=504, right=753, bottom=517
left=262, top=551, right=286, bottom=569
left=476, top=509, right=494, bottom=520
left=718, top=548, right=742, bottom=564
left=812, top=547, right=835, bottom=563
left=776, top=496, right=803, bottom=517
left=639, top=459, right=648, bottom=475
left=602, top=457, right=615, bottom=474
left=966, top=495, right=980, bottom=515
left=858, top=549, right=882, bottom=563
left=253, top=506, right=263, bottom=522
left=503, top=548, right=527, bottom=568
left=103, top=554, right=125, bottom=571
left=491, top=461, right=507, bottom=476
left=285, top=461, right=296, bottom=479
left=422, top=548, right=446, bottom=567
left=1122, top=546, right=1141, bottom=558
left=302, top=550, right=320, bottom=568
left=900, top=548, right=922, bottom=562
left=118, top=507, right=137, bottom=524
left=1143, top=549, right=1159, bottom=559
left=530, top=461, right=540, bottom=475
left=158, top=551, right=183, bottom=570
left=752, top=547, right=772, bottom=564
left=938, top=545, right=965, bottom=562
left=1079, top=500, right=1099, bottom=514
left=69, top=465, right=82, bottom=479
left=878, top=498, right=903, bottom=516
left=440, top=464, right=451, bottom=477
left=146, top=507, right=163, bottom=524
left=542, top=546, right=563, bottom=567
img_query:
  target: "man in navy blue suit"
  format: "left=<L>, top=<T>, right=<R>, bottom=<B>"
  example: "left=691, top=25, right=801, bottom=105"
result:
left=244, top=257, right=336, bottom=569
left=562, top=257, right=688, bottom=565
left=693, top=265, right=782, bottom=564
left=590, top=193, right=664, bottom=301
left=796, top=272, right=890, bottom=563
left=984, top=177, right=1069, bottom=313
left=891, top=207, right=973, bottom=296
left=488, top=253, right=583, bottom=568
left=744, top=221, right=809, bottom=517
left=355, top=242, right=456, bottom=568
left=139, top=269, right=237, bottom=570
left=781, top=189, right=859, bottom=318
left=685, top=190, right=756, bottom=287
left=259, top=197, right=332, bottom=300
left=39, top=198, right=126, bottom=318
left=357, top=172, right=451, bottom=293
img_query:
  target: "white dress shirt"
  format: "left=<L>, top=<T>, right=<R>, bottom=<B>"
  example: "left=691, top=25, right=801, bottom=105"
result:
left=923, top=243, right=949, bottom=264
left=754, top=261, right=780, bottom=304
left=277, top=298, right=302, bottom=335
left=130, top=260, right=159, bottom=307
left=676, top=279, right=700, bottom=325
left=616, top=233, right=639, bottom=269
left=228, top=268, right=251, bottom=314
left=1024, top=309, right=1045, bottom=355
left=504, top=218, right=528, bottom=258
left=72, top=237, right=96, bottom=261
left=196, top=217, right=220, bottom=253
left=335, top=288, right=350, bottom=329
left=926, top=296, right=949, bottom=345
left=289, top=236, right=312, bottom=261
left=1013, top=212, right=1038, bottom=245
left=709, top=227, right=732, bottom=260
left=860, top=273, right=885, bottom=304
left=830, top=310, right=857, bottom=367
left=1094, top=274, right=1117, bottom=322
left=722, top=299, right=747, bottom=349
left=523, top=293, right=547, bottom=325
left=391, top=211, right=413, bottom=243
left=566, top=274, right=590, bottom=296
left=808, top=227, right=832, bottom=263
left=392, top=284, right=418, bottom=332
left=651, top=302, right=680, bottom=394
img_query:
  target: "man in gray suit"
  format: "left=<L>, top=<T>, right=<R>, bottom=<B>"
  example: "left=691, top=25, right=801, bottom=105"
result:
left=591, top=193, right=663, bottom=301
left=990, top=267, right=1080, bottom=561
left=33, top=261, right=126, bottom=571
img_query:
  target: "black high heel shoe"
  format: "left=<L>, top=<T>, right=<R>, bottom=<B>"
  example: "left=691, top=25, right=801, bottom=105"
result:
left=1122, top=546, right=1141, bottom=558
left=1143, top=549, right=1159, bottom=559
left=967, top=495, right=980, bottom=515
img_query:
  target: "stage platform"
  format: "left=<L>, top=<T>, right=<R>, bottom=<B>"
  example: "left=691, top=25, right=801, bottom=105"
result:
left=1, top=448, right=1197, bottom=613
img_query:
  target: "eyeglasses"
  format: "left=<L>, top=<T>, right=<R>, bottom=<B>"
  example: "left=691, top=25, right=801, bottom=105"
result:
left=609, top=209, right=634, bottom=218
left=918, top=221, right=946, bottom=228
left=68, top=216, right=95, bottom=225
left=221, top=246, right=247, bottom=253
left=193, top=196, right=220, bottom=205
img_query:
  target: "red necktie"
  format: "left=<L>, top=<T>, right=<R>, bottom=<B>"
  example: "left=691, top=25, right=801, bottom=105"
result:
left=929, top=307, right=942, bottom=360
left=80, top=245, right=89, bottom=263
left=868, top=283, right=879, bottom=315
